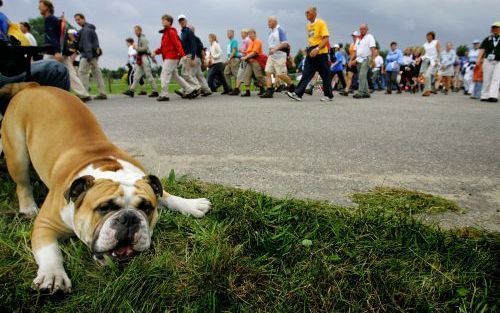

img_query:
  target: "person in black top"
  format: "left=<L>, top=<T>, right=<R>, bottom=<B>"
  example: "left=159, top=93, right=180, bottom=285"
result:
left=37, top=1, right=90, bottom=101
left=177, top=15, right=201, bottom=96
left=190, top=26, right=211, bottom=96
left=478, top=21, right=500, bottom=102
left=74, top=13, right=107, bottom=100
left=38, top=0, right=61, bottom=60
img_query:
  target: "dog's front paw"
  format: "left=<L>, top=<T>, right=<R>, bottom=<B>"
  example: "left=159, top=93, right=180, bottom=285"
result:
left=32, top=268, right=72, bottom=294
left=190, top=198, right=212, bottom=216
left=20, top=204, right=39, bottom=219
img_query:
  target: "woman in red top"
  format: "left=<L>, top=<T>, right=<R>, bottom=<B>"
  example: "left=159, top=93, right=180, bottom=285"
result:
left=151, top=14, right=197, bottom=101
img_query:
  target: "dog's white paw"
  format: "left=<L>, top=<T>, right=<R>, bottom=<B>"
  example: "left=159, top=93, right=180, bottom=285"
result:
left=161, top=196, right=212, bottom=218
left=180, top=198, right=212, bottom=218
left=192, top=198, right=212, bottom=214
left=20, top=205, right=39, bottom=218
left=32, top=268, right=72, bottom=294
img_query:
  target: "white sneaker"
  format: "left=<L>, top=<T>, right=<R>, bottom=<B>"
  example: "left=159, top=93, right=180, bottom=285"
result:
left=320, top=96, right=334, bottom=102
left=286, top=91, right=302, bottom=101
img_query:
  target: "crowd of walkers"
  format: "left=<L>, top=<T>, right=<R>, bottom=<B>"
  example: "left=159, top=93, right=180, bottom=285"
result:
left=2, top=2, right=499, bottom=103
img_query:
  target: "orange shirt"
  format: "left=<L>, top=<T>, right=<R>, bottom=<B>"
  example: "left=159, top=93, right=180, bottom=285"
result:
left=246, top=38, right=263, bottom=56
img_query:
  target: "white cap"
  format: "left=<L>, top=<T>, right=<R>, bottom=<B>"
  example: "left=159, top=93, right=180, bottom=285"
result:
left=352, top=31, right=360, bottom=36
left=67, top=29, right=78, bottom=35
left=177, top=14, right=187, bottom=21
left=333, top=44, right=340, bottom=48
left=472, top=39, right=480, bottom=44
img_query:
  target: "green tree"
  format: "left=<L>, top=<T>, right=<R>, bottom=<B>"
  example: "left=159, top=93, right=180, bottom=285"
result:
left=456, top=44, right=468, bottom=57
left=293, top=49, right=304, bottom=70
left=26, top=17, right=45, bottom=45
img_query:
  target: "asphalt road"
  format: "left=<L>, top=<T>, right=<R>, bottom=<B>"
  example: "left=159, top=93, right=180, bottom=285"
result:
left=88, top=91, right=500, bottom=231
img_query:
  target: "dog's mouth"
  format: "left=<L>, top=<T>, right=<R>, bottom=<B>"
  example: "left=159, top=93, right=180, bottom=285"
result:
left=93, top=243, right=139, bottom=262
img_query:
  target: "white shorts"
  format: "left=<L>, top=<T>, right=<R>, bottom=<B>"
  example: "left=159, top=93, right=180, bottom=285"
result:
left=265, top=56, right=287, bottom=75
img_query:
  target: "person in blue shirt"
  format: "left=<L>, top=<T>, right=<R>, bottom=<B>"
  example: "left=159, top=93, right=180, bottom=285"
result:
left=0, top=3, right=8, bottom=42
left=223, top=29, right=240, bottom=93
left=385, top=41, right=403, bottom=94
left=330, top=44, right=346, bottom=91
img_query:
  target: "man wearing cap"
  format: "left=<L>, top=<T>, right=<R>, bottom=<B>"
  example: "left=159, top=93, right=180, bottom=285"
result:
left=177, top=15, right=201, bottom=97
left=61, top=28, right=91, bottom=101
left=463, top=40, right=481, bottom=95
left=287, top=6, right=334, bottom=102
left=478, top=22, right=500, bottom=102
left=353, top=23, right=377, bottom=99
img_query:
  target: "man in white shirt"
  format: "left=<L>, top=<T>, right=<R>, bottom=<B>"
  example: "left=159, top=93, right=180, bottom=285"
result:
left=20, top=22, right=37, bottom=46
left=354, top=23, right=376, bottom=98
left=261, top=16, right=294, bottom=98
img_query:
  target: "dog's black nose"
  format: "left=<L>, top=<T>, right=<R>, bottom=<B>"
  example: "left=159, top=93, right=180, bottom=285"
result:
left=113, top=211, right=141, bottom=242
left=118, top=211, right=139, bottom=226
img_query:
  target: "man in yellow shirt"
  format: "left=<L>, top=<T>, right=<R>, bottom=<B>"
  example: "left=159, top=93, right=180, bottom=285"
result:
left=287, top=6, right=333, bottom=102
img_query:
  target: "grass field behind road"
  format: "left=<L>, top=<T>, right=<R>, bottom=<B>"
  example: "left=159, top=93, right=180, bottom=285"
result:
left=0, top=166, right=498, bottom=312
left=89, top=79, right=177, bottom=95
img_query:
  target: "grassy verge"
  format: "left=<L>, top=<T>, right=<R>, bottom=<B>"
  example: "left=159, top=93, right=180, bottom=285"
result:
left=0, top=167, right=498, bottom=312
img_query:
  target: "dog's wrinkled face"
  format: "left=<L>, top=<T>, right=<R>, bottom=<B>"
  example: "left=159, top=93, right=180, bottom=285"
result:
left=64, top=174, right=163, bottom=263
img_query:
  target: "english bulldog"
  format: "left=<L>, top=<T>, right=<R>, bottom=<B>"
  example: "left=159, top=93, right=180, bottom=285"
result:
left=0, top=83, right=211, bottom=294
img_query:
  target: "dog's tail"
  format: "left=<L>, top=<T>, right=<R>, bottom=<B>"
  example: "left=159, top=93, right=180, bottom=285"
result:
left=0, top=82, right=40, bottom=116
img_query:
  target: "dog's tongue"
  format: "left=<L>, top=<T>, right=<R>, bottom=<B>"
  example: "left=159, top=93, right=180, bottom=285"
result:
left=113, top=245, right=135, bottom=257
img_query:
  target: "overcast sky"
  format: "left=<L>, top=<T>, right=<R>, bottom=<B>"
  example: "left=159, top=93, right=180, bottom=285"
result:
left=3, top=0, right=498, bottom=68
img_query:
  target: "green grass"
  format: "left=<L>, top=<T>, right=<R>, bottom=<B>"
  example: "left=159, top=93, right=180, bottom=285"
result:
left=0, top=165, right=498, bottom=312
left=352, top=187, right=461, bottom=215
left=89, top=79, right=180, bottom=95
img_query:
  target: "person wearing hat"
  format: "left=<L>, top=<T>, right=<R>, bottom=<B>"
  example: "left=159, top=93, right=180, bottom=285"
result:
left=340, top=31, right=359, bottom=96
left=177, top=14, right=201, bottom=97
left=463, top=40, right=481, bottom=95
left=477, top=21, right=500, bottom=102
left=330, top=43, right=346, bottom=91
left=59, top=28, right=91, bottom=101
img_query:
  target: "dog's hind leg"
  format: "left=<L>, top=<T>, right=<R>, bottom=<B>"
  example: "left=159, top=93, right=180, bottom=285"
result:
left=2, top=127, right=38, bottom=218
left=158, top=191, right=211, bottom=218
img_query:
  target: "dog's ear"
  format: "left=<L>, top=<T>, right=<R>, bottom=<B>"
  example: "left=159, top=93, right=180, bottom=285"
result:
left=0, top=82, right=39, bottom=115
left=64, top=175, right=95, bottom=204
left=145, top=175, right=163, bottom=198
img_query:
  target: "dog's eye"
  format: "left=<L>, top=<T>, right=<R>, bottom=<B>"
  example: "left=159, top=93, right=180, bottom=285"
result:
left=97, top=204, right=119, bottom=214
left=137, top=201, right=154, bottom=214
